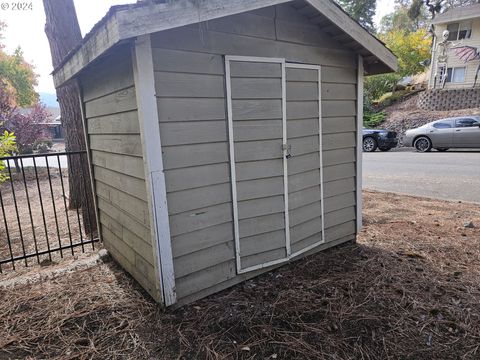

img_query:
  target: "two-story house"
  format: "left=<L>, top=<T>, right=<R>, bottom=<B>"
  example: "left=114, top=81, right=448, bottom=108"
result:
left=429, top=4, right=480, bottom=90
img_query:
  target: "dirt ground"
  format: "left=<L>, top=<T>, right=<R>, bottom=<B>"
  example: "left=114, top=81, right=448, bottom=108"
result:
left=1, top=191, right=479, bottom=359
left=0, top=167, right=96, bottom=274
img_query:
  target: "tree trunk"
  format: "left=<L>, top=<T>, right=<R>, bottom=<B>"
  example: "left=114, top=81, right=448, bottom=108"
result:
left=43, top=0, right=97, bottom=235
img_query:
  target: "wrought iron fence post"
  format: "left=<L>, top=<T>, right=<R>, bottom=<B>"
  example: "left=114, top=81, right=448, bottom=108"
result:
left=0, top=151, right=100, bottom=270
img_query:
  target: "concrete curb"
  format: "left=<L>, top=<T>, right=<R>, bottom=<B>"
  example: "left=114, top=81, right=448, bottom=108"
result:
left=0, top=249, right=110, bottom=289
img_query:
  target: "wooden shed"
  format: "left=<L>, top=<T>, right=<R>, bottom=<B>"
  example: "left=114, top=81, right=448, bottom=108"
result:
left=53, top=0, right=397, bottom=307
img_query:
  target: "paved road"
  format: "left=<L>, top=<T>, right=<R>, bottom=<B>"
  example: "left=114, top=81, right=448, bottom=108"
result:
left=363, top=149, right=480, bottom=203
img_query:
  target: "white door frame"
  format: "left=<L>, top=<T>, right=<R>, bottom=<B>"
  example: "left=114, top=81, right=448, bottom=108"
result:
left=225, top=56, right=324, bottom=274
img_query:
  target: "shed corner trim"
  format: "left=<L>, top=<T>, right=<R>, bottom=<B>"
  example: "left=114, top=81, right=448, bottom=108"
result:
left=356, top=55, right=364, bottom=232
left=132, top=34, right=176, bottom=306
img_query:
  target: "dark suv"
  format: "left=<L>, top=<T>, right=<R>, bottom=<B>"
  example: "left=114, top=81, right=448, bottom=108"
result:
left=362, top=128, right=398, bottom=152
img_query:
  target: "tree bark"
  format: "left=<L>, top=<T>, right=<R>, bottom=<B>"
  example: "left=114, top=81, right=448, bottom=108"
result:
left=43, top=0, right=97, bottom=235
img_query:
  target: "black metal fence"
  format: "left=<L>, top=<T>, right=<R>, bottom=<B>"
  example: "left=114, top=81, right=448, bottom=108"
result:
left=0, top=151, right=99, bottom=272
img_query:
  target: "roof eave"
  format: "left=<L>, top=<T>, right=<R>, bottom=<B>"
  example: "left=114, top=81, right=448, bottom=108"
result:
left=53, top=0, right=293, bottom=88
left=431, top=7, right=480, bottom=25
left=53, top=0, right=398, bottom=88
left=365, top=61, right=397, bottom=75
left=431, top=14, right=479, bottom=25
left=52, top=11, right=121, bottom=88
left=116, top=0, right=292, bottom=41
left=306, top=0, right=397, bottom=73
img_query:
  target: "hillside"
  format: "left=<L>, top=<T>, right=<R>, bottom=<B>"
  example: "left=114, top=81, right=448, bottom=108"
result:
left=380, top=92, right=480, bottom=144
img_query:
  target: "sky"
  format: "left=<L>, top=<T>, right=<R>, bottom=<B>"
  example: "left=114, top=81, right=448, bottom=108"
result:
left=1, top=0, right=391, bottom=95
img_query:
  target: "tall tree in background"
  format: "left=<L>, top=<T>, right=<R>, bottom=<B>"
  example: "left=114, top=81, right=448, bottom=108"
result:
left=408, top=0, right=480, bottom=21
left=43, top=0, right=97, bottom=234
left=379, top=4, right=426, bottom=33
left=408, top=0, right=442, bottom=20
left=337, top=0, right=377, bottom=33
left=381, top=29, right=431, bottom=76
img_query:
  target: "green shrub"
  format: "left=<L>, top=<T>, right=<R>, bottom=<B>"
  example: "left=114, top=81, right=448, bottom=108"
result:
left=0, top=130, right=16, bottom=183
left=364, top=73, right=402, bottom=106
left=364, top=110, right=387, bottom=128
left=376, top=90, right=410, bottom=108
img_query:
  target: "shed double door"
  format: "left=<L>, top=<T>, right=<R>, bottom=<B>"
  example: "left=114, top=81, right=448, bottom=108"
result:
left=225, top=56, right=325, bottom=274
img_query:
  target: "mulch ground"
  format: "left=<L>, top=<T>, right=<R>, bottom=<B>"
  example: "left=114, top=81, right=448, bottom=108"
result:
left=0, top=191, right=479, bottom=359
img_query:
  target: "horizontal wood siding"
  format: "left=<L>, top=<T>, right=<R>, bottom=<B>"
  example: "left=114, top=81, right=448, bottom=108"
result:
left=153, top=46, right=234, bottom=300
left=152, top=4, right=357, bottom=302
left=230, top=59, right=287, bottom=271
left=175, top=232, right=355, bottom=307
left=286, top=66, right=323, bottom=251
left=321, top=60, right=357, bottom=213
left=81, top=47, right=159, bottom=300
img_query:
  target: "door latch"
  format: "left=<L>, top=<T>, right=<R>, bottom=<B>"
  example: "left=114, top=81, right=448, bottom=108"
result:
left=283, top=143, right=292, bottom=159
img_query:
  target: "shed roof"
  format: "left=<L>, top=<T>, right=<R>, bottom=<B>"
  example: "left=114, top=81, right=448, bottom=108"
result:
left=431, top=3, right=480, bottom=24
left=53, top=0, right=398, bottom=87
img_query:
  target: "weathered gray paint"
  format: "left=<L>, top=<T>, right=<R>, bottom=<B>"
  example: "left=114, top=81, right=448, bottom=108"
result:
left=286, top=66, right=323, bottom=252
left=152, top=5, right=357, bottom=302
left=80, top=46, right=161, bottom=302
left=52, top=0, right=397, bottom=88
left=230, top=58, right=286, bottom=271
left=69, top=2, right=365, bottom=306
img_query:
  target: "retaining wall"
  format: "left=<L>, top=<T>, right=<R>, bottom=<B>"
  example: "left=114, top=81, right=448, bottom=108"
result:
left=418, top=88, right=480, bottom=111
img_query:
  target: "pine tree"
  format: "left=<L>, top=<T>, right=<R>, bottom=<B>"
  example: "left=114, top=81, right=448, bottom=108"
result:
left=337, top=0, right=377, bottom=33
left=43, top=0, right=97, bottom=235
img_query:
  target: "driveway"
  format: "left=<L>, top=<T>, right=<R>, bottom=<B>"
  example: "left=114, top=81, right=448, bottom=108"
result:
left=363, top=149, right=480, bottom=203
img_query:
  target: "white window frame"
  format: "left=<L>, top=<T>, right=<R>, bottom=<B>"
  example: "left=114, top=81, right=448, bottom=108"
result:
left=447, top=21, right=472, bottom=41
left=459, top=21, right=473, bottom=40
left=447, top=66, right=466, bottom=83
left=225, top=55, right=324, bottom=274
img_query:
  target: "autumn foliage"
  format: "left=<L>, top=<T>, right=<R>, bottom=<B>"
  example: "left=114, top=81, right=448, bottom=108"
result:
left=380, top=28, right=431, bottom=77
left=0, top=79, right=50, bottom=155
left=0, top=21, right=38, bottom=107
left=3, top=104, right=51, bottom=154
left=0, top=21, right=51, bottom=155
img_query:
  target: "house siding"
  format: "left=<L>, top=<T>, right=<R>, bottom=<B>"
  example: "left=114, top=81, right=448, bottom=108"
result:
left=430, top=18, right=480, bottom=89
left=80, top=45, right=160, bottom=301
left=151, top=4, right=358, bottom=303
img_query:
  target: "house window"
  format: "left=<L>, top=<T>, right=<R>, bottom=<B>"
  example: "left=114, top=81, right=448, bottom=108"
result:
left=447, top=22, right=472, bottom=41
left=446, top=67, right=466, bottom=83
left=459, top=22, right=473, bottom=39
